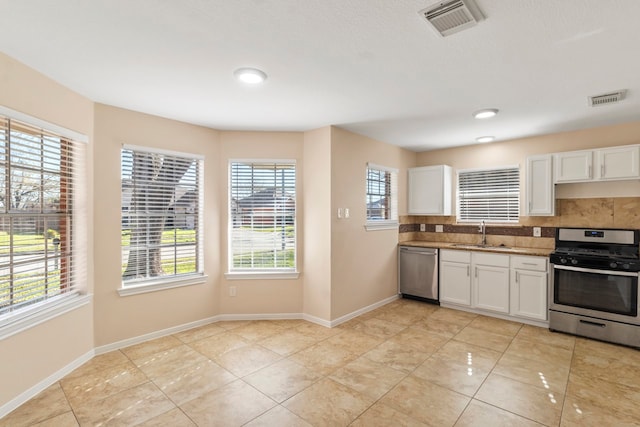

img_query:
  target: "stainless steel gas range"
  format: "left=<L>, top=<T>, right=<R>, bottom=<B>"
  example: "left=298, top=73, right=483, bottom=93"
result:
left=549, top=227, right=640, bottom=348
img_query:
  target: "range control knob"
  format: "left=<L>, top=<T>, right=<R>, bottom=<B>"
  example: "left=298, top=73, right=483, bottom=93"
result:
left=571, top=259, right=579, bottom=265
left=623, top=264, right=630, bottom=270
left=610, top=262, right=618, bottom=269
left=560, top=258, right=568, bottom=264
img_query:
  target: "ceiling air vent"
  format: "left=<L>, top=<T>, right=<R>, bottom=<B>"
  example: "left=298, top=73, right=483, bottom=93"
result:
left=588, top=90, right=627, bottom=107
left=419, top=0, right=485, bottom=37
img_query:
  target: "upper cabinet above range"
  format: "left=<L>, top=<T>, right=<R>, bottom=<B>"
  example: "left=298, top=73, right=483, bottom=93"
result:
left=554, top=145, right=640, bottom=183
left=408, top=165, right=452, bottom=215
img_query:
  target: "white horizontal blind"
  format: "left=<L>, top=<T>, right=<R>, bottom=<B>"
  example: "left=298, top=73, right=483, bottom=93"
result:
left=121, top=147, right=203, bottom=284
left=0, top=115, right=85, bottom=317
left=457, top=166, right=520, bottom=222
left=230, top=161, right=296, bottom=271
left=366, top=164, right=398, bottom=221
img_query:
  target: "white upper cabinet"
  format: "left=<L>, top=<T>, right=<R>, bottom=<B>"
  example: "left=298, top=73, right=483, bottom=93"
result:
left=553, top=145, right=640, bottom=184
left=408, top=165, right=452, bottom=215
left=596, top=145, right=640, bottom=180
left=526, top=154, right=555, bottom=216
left=554, top=150, right=593, bottom=183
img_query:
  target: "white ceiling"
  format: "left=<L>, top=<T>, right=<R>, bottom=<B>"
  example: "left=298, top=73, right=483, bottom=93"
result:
left=1, top=0, right=639, bottom=151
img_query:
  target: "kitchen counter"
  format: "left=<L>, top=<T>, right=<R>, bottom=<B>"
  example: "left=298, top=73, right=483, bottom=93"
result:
left=400, top=241, right=553, bottom=257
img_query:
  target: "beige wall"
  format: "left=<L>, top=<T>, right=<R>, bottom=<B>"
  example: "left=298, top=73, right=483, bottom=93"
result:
left=218, top=131, right=305, bottom=315
left=330, top=127, right=416, bottom=319
left=93, top=104, right=221, bottom=346
left=0, top=52, right=95, bottom=407
left=302, top=127, right=333, bottom=321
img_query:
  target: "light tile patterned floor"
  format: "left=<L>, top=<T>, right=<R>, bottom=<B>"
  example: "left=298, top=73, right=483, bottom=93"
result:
left=3, top=299, right=640, bottom=426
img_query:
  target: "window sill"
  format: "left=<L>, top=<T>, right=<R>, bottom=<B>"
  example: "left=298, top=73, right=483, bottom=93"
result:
left=225, top=271, right=300, bottom=280
left=118, top=274, right=208, bottom=297
left=365, top=220, right=399, bottom=231
left=0, top=293, right=92, bottom=340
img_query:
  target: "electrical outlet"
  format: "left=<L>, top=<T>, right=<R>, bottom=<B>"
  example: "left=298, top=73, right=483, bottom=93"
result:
left=533, top=227, right=541, bottom=237
left=435, top=224, right=444, bottom=233
left=337, top=208, right=342, bottom=219
left=344, top=208, right=350, bottom=218
left=229, top=286, right=237, bottom=297
left=420, top=224, right=426, bottom=232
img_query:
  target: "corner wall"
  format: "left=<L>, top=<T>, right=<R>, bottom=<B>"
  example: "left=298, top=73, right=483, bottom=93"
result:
left=330, top=127, right=416, bottom=319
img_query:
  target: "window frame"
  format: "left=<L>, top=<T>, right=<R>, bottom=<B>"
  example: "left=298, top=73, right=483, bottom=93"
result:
left=226, top=159, right=298, bottom=280
left=365, top=163, right=398, bottom=231
left=0, top=106, right=90, bottom=340
left=456, top=165, right=520, bottom=224
left=118, top=145, right=206, bottom=296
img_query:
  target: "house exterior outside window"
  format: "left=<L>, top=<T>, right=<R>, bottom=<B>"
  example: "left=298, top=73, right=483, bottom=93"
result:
left=365, top=163, right=398, bottom=231
left=228, top=161, right=297, bottom=277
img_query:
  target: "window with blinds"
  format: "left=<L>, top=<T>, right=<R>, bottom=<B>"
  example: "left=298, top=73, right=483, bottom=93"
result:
left=457, top=166, right=520, bottom=223
left=121, top=146, right=203, bottom=285
left=229, top=161, right=296, bottom=271
left=366, top=164, right=398, bottom=225
left=0, top=115, right=86, bottom=317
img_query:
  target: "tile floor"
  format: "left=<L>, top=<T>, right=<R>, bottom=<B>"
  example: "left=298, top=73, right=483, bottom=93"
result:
left=2, top=299, right=640, bottom=426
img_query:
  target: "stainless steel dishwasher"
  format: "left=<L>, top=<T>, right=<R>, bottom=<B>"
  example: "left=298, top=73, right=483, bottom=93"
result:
left=398, top=246, right=439, bottom=303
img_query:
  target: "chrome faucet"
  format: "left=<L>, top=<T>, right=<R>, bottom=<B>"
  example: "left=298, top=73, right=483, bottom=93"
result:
left=479, top=220, right=487, bottom=245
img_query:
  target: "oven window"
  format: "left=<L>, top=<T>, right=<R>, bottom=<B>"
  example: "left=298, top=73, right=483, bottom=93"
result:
left=554, top=269, right=638, bottom=316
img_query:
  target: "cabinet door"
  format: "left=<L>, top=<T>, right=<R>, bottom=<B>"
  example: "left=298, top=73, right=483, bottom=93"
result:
left=408, top=166, right=452, bottom=215
left=473, top=265, right=510, bottom=313
left=510, top=269, right=547, bottom=320
left=597, top=145, right=640, bottom=180
left=526, top=154, right=555, bottom=216
left=440, top=261, right=471, bottom=306
left=554, top=151, right=593, bottom=183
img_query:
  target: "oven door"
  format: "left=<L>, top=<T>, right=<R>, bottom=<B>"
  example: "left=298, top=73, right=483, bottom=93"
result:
left=550, top=264, right=640, bottom=325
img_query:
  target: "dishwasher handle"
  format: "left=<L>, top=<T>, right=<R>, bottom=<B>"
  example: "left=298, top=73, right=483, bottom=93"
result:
left=400, top=247, right=437, bottom=256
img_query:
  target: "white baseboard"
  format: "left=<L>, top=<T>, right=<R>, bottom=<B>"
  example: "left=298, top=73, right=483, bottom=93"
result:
left=216, top=312, right=304, bottom=322
left=94, top=315, right=220, bottom=355
left=302, top=313, right=332, bottom=328
left=329, top=294, right=399, bottom=327
left=0, top=349, right=94, bottom=419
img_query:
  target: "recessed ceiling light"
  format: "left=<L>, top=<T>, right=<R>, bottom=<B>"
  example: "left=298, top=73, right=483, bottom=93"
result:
left=476, top=136, right=495, bottom=143
left=473, top=109, right=499, bottom=119
left=234, top=68, right=267, bottom=84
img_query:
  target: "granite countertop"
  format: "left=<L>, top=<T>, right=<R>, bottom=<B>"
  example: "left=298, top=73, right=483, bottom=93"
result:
left=399, top=241, right=553, bottom=257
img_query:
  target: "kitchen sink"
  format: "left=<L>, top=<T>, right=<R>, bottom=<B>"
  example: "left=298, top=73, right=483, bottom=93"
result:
left=451, top=243, right=512, bottom=250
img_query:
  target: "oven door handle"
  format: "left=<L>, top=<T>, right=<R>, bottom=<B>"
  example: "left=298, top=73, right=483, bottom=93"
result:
left=552, top=264, right=639, bottom=277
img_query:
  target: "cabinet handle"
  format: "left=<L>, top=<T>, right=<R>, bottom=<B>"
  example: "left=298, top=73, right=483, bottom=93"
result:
left=601, top=164, right=605, bottom=177
left=588, top=165, right=592, bottom=178
left=522, top=262, right=537, bottom=266
left=515, top=271, right=519, bottom=283
left=475, top=267, right=478, bottom=278
left=528, top=201, right=532, bottom=213
left=467, top=265, right=470, bottom=277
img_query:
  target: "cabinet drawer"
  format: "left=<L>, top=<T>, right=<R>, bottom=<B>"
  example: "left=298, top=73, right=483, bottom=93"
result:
left=473, top=252, right=509, bottom=268
left=511, top=255, right=547, bottom=272
left=441, top=249, right=471, bottom=263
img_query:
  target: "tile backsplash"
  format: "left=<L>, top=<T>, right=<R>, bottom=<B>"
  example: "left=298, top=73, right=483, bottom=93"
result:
left=399, top=197, right=640, bottom=249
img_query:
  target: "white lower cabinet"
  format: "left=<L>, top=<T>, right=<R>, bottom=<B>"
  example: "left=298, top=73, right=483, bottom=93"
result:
left=471, top=252, right=510, bottom=314
left=440, top=250, right=548, bottom=323
left=510, top=256, right=548, bottom=321
left=440, top=250, right=471, bottom=306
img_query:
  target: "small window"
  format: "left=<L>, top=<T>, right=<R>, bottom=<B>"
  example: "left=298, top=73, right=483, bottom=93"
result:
left=229, top=161, right=296, bottom=273
left=121, top=146, right=204, bottom=287
left=366, top=163, right=398, bottom=230
left=457, top=166, right=520, bottom=223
